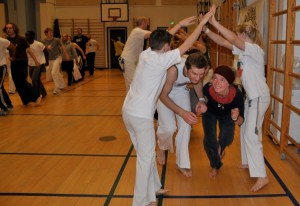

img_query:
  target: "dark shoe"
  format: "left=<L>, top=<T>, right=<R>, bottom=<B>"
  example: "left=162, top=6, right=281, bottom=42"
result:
left=0, top=110, right=7, bottom=116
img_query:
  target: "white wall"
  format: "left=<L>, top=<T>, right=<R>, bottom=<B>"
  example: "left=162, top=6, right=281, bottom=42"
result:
left=39, top=1, right=56, bottom=39
left=53, top=5, right=197, bottom=33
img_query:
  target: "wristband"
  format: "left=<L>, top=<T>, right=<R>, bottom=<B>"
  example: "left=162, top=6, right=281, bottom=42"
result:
left=205, top=28, right=210, bottom=34
left=199, top=97, right=207, bottom=103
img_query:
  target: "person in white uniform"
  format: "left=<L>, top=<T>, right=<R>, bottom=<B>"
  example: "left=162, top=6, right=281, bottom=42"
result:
left=122, top=8, right=215, bottom=206
left=205, top=8, right=270, bottom=192
left=0, top=37, right=15, bottom=116
left=119, top=16, right=151, bottom=92
left=156, top=52, right=209, bottom=177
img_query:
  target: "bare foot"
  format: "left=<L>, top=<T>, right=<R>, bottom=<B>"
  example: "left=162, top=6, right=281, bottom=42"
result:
left=239, top=164, right=249, bottom=169
left=176, top=165, right=192, bottom=177
left=35, top=95, right=42, bottom=104
left=156, top=188, right=168, bottom=195
left=208, top=168, right=218, bottom=178
left=250, top=177, right=269, bottom=192
left=157, top=149, right=165, bottom=165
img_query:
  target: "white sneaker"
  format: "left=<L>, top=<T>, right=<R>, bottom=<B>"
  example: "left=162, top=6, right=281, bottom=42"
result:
left=53, top=89, right=60, bottom=95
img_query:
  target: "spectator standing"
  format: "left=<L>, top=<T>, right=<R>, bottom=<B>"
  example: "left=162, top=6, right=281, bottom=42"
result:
left=111, top=36, right=124, bottom=71
left=85, top=34, right=98, bottom=76
left=72, top=28, right=88, bottom=80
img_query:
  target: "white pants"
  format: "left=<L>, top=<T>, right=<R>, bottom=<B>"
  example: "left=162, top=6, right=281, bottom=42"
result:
left=156, top=90, right=192, bottom=169
left=6, top=60, right=15, bottom=93
left=122, top=60, right=137, bottom=92
left=48, top=57, right=65, bottom=91
left=122, top=112, right=161, bottom=206
left=240, top=96, right=270, bottom=178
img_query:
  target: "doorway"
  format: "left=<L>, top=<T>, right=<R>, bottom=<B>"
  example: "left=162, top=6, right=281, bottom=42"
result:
left=107, top=27, right=127, bottom=69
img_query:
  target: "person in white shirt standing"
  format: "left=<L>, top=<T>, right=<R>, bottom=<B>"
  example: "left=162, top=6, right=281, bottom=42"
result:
left=25, top=31, right=48, bottom=98
left=119, top=16, right=151, bottom=92
left=85, top=34, right=98, bottom=76
left=122, top=7, right=215, bottom=206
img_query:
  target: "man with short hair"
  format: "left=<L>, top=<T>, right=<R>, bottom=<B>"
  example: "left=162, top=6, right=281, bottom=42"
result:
left=119, top=16, right=151, bottom=91
left=73, top=28, right=88, bottom=79
left=42, top=27, right=69, bottom=94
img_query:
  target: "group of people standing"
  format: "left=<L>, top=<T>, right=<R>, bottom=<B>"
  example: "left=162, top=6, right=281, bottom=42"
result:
left=0, top=23, right=98, bottom=116
left=121, top=4, right=270, bottom=206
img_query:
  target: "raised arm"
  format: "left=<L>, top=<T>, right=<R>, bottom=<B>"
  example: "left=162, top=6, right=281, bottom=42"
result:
left=209, top=11, right=245, bottom=51
left=204, top=25, right=233, bottom=50
left=168, top=16, right=198, bottom=36
left=178, top=6, right=216, bottom=56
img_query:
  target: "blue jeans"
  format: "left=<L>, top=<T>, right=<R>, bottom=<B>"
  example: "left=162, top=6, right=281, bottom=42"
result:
left=202, top=110, right=235, bottom=169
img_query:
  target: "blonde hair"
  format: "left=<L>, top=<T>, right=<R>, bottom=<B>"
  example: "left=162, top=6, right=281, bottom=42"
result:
left=236, top=24, right=264, bottom=49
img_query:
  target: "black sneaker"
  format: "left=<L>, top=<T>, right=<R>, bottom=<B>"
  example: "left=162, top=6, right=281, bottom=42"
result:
left=0, top=110, right=7, bottom=116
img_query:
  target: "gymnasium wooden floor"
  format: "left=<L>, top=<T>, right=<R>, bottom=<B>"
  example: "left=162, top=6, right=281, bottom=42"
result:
left=0, top=69, right=299, bottom=206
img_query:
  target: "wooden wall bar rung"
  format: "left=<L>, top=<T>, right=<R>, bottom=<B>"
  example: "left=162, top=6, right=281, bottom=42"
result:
left=272, top=10, right=288, bottom=16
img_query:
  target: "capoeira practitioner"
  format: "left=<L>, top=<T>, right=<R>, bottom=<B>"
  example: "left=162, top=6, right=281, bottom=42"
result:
left=156, top=52, right=209, bottom=177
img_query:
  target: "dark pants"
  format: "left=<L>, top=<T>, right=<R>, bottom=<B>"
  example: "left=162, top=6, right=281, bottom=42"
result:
left=202, top=110, right=235, bottom=169
left=78, top=54, right=85, bottom=79
left=11, top=60, right=38, bottom=105
left=29, top=65, right=47, bottom=98
left=61, top=60, right=74, bottom=86
left=0, top=65, right=12, bottom=110
left=86, top=52, right=95, bottom=75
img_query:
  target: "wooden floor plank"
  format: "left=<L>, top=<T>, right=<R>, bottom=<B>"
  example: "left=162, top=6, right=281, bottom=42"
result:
left=0, top=69, right=299, bottom=206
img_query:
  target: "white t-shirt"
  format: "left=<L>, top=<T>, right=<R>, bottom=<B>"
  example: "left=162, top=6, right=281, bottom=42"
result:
left=0, top=37, right=10, bottom=66
left=121, top=27, right=151, bottom=62
left=122, top=48, right=181, bottom=120
left=87, top=39, right=98, bottom=53
left=170, top=56, right=191, bottom=96
left=27, top=40, right=46, bottom=66
left=233, top=42, right=269, bottom=99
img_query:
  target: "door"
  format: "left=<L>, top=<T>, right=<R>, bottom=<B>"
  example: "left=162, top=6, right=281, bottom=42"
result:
left=107, top=27, right=127, bottom=69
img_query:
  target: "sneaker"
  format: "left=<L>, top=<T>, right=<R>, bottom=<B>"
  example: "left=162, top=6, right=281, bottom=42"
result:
left=0, top=110, right=7, bottom=116
left=53, top=89, right=60, bottom=95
